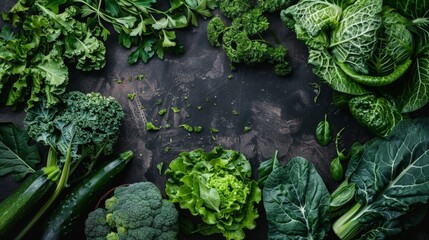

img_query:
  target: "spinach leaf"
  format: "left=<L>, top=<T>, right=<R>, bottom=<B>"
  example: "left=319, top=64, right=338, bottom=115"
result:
left=0, top=123, right=41, bottom=181
left=315, top=114, right=332, bottom=146
left=263, top=157, right=330, bottom=240
left=257, top=150, right=280, bottom=188
left=330, top=156, right=343, bottom=181
left=330, top=0, right=382, bottom=74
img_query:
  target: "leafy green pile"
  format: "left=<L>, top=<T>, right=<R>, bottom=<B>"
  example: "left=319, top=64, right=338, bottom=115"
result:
left=72, top=0, right=215, bottom=64
left=282, top=0, right=429, bottom=136
left=207, top=0, right=292, bottom=76
left=13, top=91, right=124, bottom=238
left=260, top=117, right=429, bottom=240
left=85, top=182, right=179, bottom=240
left=165, top=147, right=261, bottom=240
left=0, top=0, right=106, bottom=109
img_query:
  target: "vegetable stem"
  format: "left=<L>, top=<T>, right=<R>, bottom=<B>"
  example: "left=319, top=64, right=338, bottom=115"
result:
left=15, top=137, right=74, bottom=240
left=332, top=202, right=364, bottom=240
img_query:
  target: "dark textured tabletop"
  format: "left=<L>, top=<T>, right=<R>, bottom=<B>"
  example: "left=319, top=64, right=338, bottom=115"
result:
left=1, top=1, right=427, bottom=239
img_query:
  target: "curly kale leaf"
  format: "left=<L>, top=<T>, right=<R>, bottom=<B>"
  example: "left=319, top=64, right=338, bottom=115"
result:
left=330, top=0, right=382, bottom=75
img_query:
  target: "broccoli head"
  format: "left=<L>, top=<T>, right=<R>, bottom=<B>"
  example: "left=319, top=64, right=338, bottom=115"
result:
left=85, top=182, right=179, bottom=240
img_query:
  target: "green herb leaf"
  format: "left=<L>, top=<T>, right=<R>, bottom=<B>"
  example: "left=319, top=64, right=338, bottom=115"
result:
left=147, top=122, right=160, bottom=131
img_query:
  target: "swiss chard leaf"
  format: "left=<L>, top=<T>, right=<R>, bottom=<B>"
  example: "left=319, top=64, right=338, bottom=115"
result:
left=263, top=157, right=330, bottom=240
left=0, top=122, right=41, bottom=181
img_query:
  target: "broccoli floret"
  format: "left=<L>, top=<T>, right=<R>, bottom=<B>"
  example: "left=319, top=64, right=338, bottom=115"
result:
left=85, top=208, right=111, bottom=240
left=85, top=182, right=179, bottom=240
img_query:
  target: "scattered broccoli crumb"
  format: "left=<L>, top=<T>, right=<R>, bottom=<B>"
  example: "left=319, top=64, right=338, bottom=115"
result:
left=197, top=106, right=202, bottom=110
left=209, top=128, right=219, bottom=134
left=179, top=124, right=193, bottom=132
left=193, top=126, right=203, bottom=133
left=232, top=110, right=240, bottom=116
left=165, top=123, right=172, bottom=129
left=164, top=146, right=171, bottom=153
left=155, top=99, right=163, bottom=106
left=156, top=162, right=164, bottom=174
left=135, top=74, right=145, bottom=80
left=158, top=109, right=167, bottom=116
left=114, top=78, right=123, bottom=84
left=127, top=93, right=137, bottom=101
left=211, top=135, right=217, bottom=141
left=147, top=122, right=160, bottom=131
left=171, top=107, right=181, bottom=113
left=184, top=96, right=189, bottom=100
left=244, top=126, right=252, bottom=132
left=227, top=74, right=234, bottom=80
left=205, top=98, right=210, bottom=102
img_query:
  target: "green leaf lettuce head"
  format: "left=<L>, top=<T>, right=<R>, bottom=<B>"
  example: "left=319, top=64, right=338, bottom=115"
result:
left=165, top=147, right=261, bottom=240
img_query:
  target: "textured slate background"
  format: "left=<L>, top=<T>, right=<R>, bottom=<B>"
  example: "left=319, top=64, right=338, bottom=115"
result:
left=3, top=1, right=427, bottom=240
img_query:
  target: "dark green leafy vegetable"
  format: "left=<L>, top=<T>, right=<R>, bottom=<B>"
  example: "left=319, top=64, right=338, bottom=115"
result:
left=206, top=1, right=292, bottom=76
left=281, top=0, right=429, bottom=134
left=348, top=94, right=406, bottom=137
left=263, top=156, right=331, bottom=240
left=332, top=118, right=429, bottom=240
left=315, top=114, right=332, bottom=146
left=72, top=0, right=215, bottom=64
left=330, top=157, right=343, bottom=181
left=15, top=91, right=124, bottom=239
left=165, top=147, right=261, bottom=240
left=257, top=150, right=280, bottom=188
left=0, top=1, right=106, bottom=109
left=0, top=123, right=41, bottom=181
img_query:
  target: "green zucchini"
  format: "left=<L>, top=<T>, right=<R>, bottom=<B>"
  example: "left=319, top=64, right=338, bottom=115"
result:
left=0, top=166, right=60, bottom=239
left=41, top=150, right=133, bottom=240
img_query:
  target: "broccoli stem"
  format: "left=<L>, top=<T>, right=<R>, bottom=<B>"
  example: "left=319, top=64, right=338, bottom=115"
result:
left=332, top=202, right=365, bottom=240
left=15, top=138, right=74, bottom=240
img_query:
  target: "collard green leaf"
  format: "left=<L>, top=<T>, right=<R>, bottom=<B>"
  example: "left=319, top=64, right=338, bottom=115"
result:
left=330, top=0, right=382, bottom=74
left=263, top=157, right=330, bottom=240
left=308, top=49, right=369, bottom=95
left=349, top=95, right=405, bottom=137
left=396, top=53, right=429, bottom=113
left=349, top=118, right=429, bottom=219
left=257, top=150, right=280, bottom=188
left=0, top=122, right=40, bottom=181
left=281, top=0, right=342, bottom=37
left=315, top=114, right=332, bottom=146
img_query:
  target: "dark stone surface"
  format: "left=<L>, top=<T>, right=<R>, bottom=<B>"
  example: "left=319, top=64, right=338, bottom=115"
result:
left=4, top=1, right=427, bottom=240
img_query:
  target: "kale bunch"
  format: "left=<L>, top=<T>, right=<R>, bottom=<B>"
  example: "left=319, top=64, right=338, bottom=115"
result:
left=207, top=0, right=292, bottom=76
left=0, top=0, right=106, bottom=109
